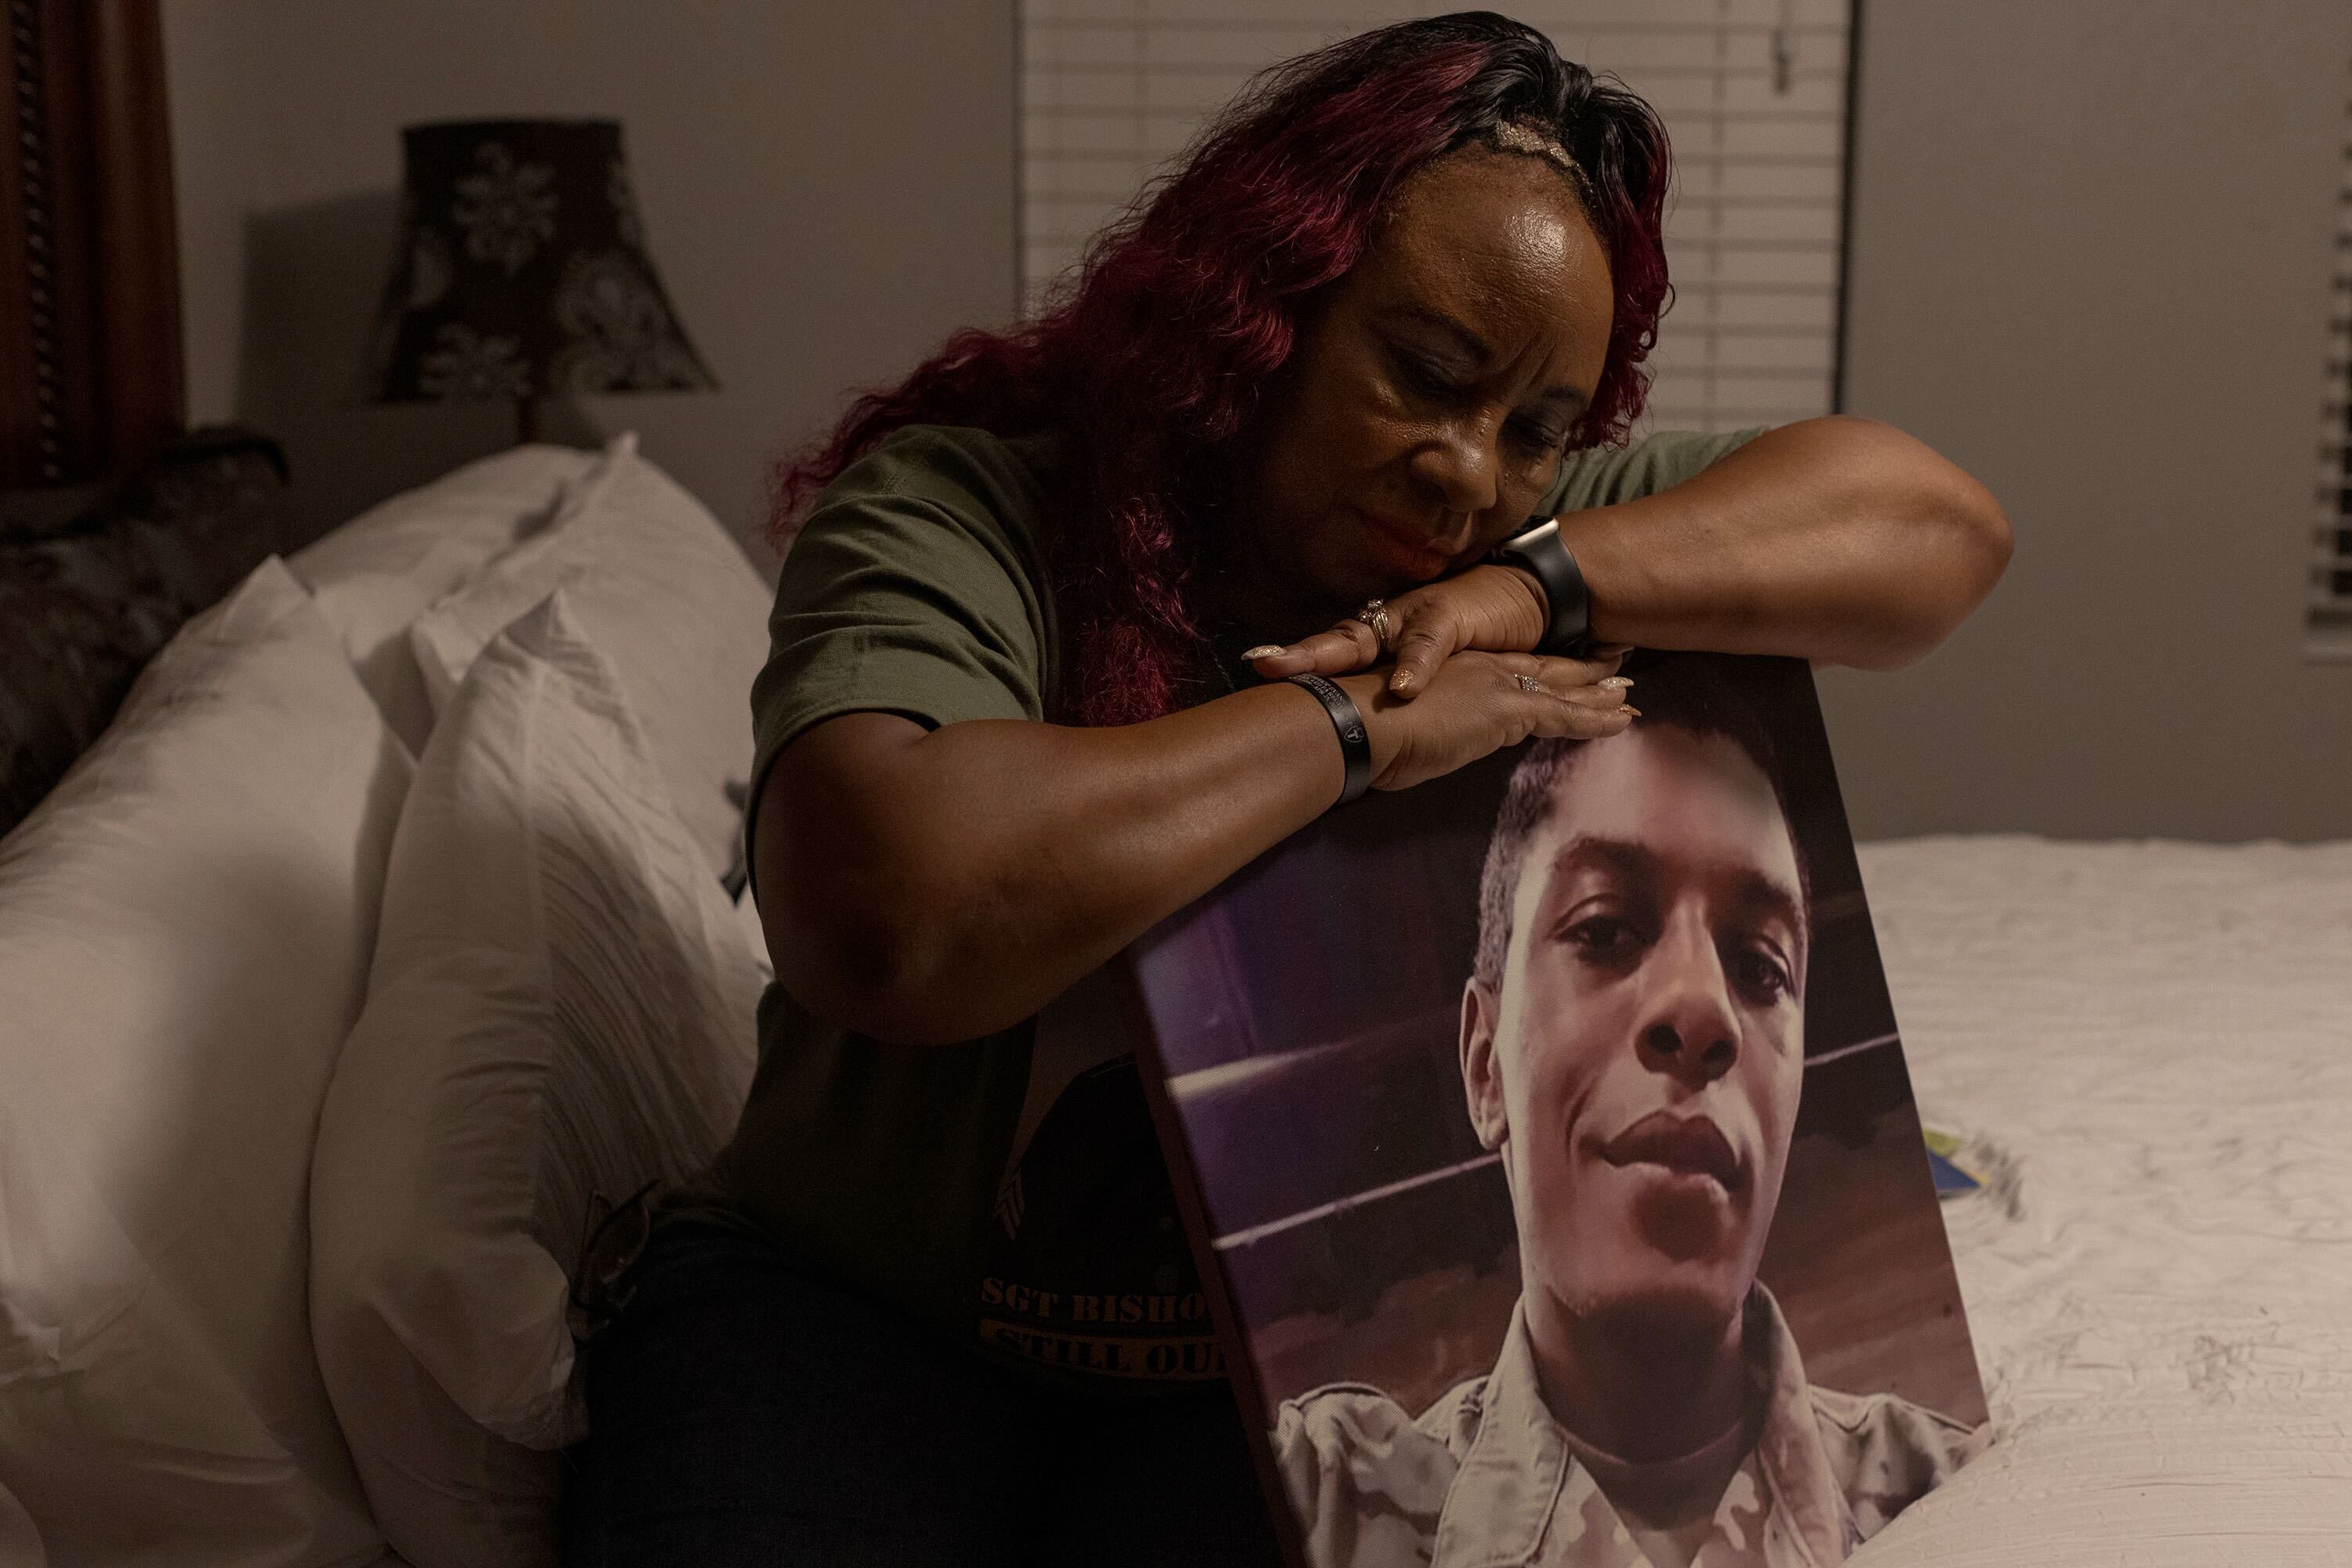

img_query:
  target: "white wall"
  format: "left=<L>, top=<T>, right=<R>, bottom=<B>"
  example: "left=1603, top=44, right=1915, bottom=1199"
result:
left=162, top=0, right=1018, bottom=572
left=1826, top=0, right=2352, bottom=840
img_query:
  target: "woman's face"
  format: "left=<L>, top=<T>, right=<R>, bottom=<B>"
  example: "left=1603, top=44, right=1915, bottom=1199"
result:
left=1240, top=147, right=1616, bottom=609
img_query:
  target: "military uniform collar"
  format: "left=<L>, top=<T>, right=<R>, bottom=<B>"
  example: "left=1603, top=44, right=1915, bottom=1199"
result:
left=1428, top=1295, right=1573, bottom=1567
left=1741, top=1287, right=1862, bottom=1563
left=1428, top=1287, right=1857, bottom=1567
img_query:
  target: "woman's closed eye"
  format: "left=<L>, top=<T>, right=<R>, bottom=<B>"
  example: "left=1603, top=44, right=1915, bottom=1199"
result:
left=1388, top=349, right=1566, bottom=456
left=1388, top=345, right=1463, bottom=402
left=1508, top=416, right=1570, bottom=456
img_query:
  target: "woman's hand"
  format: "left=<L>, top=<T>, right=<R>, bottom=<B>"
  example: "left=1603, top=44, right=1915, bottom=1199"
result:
left=1244, top=561, right=1634, bottom=696
left=1335, top=649, right=1636, bottom=794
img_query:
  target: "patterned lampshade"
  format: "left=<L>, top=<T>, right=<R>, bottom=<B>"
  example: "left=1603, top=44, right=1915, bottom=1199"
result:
left=361, top=119, right=716, bottom=404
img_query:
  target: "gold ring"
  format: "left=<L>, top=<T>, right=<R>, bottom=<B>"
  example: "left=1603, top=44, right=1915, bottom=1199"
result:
left=1356, top=598, right=1392, bottom=648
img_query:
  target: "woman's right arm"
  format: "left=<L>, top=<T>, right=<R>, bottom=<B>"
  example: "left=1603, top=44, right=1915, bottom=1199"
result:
left=757, top=651, right=1629, bottom=1047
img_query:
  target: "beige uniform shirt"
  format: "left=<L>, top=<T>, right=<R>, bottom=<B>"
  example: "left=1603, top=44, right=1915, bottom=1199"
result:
left=1272, top=1287, right=1987, bottom=1568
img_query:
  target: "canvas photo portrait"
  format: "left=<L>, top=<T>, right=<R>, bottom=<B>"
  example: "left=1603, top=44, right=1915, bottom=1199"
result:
left=1125, top=652, right=1991, bottom=1568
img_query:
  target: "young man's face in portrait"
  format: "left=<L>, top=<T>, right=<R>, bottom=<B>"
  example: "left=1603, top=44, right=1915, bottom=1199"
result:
left=1463, top=724, right=1809, bottom=1339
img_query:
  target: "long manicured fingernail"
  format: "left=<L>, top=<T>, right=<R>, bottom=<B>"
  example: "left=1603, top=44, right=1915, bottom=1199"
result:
left=1617, top=704, right=1640, bottom=718
left=1243, top=645, right=1284, bottom=660
left=1599, top=676, right=1633, bottom=690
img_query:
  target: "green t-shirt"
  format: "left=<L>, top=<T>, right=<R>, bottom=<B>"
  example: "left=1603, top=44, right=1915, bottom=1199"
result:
left=699, top=421, right=1760, bottom=1390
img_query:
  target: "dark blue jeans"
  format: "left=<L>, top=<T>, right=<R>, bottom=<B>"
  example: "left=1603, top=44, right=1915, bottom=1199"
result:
left=561, top=1220, right=1287, bottom=1566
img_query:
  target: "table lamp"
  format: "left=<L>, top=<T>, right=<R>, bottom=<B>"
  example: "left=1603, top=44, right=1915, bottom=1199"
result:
left=359, top=118, right=715, bottom=442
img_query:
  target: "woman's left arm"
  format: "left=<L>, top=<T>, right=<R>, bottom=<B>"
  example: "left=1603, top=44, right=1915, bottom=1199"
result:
left=1560, top=415, right=2011, bottom=672
left=1258, top=416, right=2011, bottom=684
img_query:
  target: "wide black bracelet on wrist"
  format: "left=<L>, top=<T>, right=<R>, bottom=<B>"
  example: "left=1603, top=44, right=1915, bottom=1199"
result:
left=1491, top=517, right=1593, bottom=659
left=1287, top=673, right=1373, bottom=808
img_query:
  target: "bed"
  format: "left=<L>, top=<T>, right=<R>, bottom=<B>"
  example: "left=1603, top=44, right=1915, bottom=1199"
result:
left=4, top=6, right=2349, bottom=1563
left=1853, top=834, right=2352, bottom=1563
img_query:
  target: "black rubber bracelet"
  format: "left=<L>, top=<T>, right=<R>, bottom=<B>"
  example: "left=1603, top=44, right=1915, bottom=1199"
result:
left=1492, top=517, right=1593, bottom=659
left=1287, top=673, right=1373, bottom=808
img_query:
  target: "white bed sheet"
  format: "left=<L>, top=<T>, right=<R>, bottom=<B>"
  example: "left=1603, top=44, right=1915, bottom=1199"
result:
left=1853, top=835, right=2352, bottom=1565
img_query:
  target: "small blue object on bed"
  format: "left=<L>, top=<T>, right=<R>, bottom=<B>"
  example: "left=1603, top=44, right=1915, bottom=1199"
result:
left=1927, top=1148, right=1981, bottom=1195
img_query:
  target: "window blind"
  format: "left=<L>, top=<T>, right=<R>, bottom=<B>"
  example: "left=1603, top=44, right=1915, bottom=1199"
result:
left=1018, top=0, right=1857, bottom=435
left=2311, top=66, right=2352, bottom=659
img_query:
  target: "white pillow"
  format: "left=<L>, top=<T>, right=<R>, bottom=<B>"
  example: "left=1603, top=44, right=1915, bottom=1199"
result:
left=0, top=1475, right=42, bottom=1567
left=289, top=442, right=604, bottom=756
left=311, top=592, right=762, bottom=1568
left=0, top=557, right=405, bottom=1567
left=406, top=433, right=771, bottom=884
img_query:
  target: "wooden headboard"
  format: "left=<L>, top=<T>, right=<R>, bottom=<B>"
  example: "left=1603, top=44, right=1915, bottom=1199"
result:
left=0, top=0, right=183, bottom=488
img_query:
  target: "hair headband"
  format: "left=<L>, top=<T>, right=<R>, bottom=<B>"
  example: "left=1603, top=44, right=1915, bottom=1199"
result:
left=1490, top=118, right=1597, bottom=212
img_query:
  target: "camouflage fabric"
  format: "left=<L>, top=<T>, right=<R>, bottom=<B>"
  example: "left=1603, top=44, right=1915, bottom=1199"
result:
left=1272, top=1286, right=1987, bottom=1568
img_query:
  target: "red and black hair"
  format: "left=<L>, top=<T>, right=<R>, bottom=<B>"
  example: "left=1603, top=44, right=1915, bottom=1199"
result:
left=771, top=12, right=1673, bottom=726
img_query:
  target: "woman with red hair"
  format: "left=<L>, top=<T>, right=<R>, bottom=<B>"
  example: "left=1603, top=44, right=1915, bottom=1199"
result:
left=563, top=13, right=2008, bottom=1566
